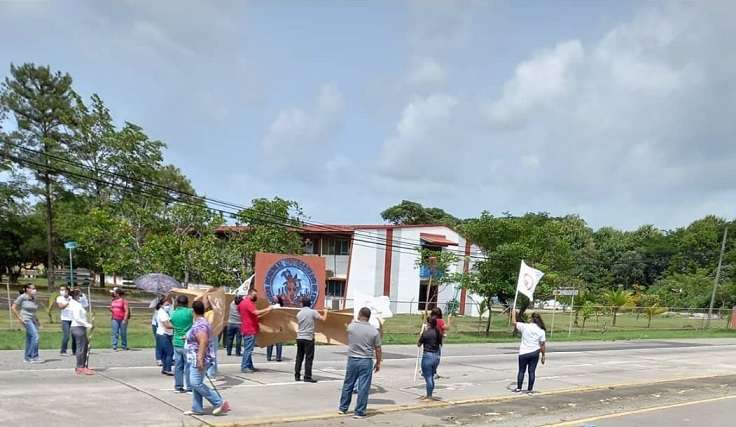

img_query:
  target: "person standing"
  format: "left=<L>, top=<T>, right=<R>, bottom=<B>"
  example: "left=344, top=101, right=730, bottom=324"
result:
left=294, top=296, right=326, bottom=382
left=511, top=310, right=547, bottom=395
left=170, top=295, right=193, bottom=393
left=110, top=288, right=131, bottom=351
left=430, top=307, right=448, bottom=379
left=56, top=285, right=76, bottom=356
left=12, top=284, right=41, bottom=363
left=184, top=300, right=230, bottom=416
left=152, top=309, right=163, bottom=366
left=238, top=289, right=272, bottom=373
left=417, top=316, right=442, bottom=400
left=338, top=307, right=382, bottom=419
left=267, top=295, right=286, bottom=362
left=155, top=296, right=175, bottom=376
left=225, top=295, right=242, bottom=357
left=68, top=288, right=94, bottom=375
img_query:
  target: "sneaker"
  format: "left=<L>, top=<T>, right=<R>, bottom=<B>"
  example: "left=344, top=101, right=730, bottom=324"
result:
left=527, top=390, right=535, bottom=396
left=75, top=368, right=84, bottom=375
left=162, top=371, right=174, bottom=376
left=241, top=368, right=256, bottom=374
left=213, top=400, right=230, bottom=416
left=338, top=410, right=348, bottom=415
left=24, top=359, right=32, bottom=363
left=303, top=378, right=317, bottom=383
left=156, top=360, right=162, bottom=366
left=30, top=358, right=43, bottom=364
left=183, top=410, right=204, bottom=416
left=295, top=376, right=301, bottom=382
left=276, top=359, right=282, bottom=362
left=353, top=414, right=367, bottom=419
left=114, top=348, right=119, bottom=352
left=83, top=368, right=95, bottom=375
left=512, top=388, right=522, bottom=393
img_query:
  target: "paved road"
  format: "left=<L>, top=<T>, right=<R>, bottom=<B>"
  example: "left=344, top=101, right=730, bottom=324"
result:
left=0, top=339, right=734, bottom=426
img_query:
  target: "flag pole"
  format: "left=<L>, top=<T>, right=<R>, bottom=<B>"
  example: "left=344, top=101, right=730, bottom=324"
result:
left=510, top=290, right=519, bottom=326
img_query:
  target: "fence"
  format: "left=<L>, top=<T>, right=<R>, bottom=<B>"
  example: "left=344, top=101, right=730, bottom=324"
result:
left=1, top=287, right=734, bottom=334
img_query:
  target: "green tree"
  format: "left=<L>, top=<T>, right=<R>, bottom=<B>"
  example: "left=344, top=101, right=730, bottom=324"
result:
left=579, top=301, right=595, bottom=332
left=603, top=289, right=634, bottom=326
left=1, top=63, right=81, bottom=289
left=381, top=200, right=459, bottom=226
left=233, top=197, right=305, bottom=271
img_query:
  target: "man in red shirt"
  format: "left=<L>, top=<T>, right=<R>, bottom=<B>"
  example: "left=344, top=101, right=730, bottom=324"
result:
left=238, top=289, right=272, bottom=373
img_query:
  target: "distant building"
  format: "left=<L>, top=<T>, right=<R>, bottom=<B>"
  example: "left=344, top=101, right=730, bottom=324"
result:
left=216, top=224, right=484, bottom=315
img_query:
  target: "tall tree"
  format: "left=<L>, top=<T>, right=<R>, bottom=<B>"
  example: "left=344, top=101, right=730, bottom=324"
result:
left=381, top=200, right=460, bottom=226
left=1, top=63, right=80, bottom=289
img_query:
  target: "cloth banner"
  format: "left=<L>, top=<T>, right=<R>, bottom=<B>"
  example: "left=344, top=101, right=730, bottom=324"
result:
left=516, top=260, right=544, bottom=301
left=351, top=292, right=393, bottom=330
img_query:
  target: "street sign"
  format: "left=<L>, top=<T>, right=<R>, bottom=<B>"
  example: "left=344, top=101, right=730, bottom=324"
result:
left=64, top=241, right=78, bottom=250
left=554, top=288, right=578, bottom=296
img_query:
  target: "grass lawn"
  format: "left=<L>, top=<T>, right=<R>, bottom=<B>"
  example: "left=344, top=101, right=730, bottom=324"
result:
left=1, top=307, right=734, bottom=350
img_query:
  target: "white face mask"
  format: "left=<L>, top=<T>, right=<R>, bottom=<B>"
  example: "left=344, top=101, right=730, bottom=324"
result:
left=30, top=289, right=37, bottom=296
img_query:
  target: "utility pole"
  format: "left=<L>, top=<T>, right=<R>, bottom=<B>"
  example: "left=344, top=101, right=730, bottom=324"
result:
left=706, top=227, right=728, bottom=329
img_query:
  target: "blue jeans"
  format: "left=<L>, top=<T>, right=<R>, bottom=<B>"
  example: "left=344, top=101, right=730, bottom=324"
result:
left=112, top=319, right=128, bottom=350
left=24, top=320, right=40, bottom=361
left=207, top=339, right=218, bottom=377
left=339, top=357, right=373, bottom=416
left=421, top=351, right=440, bottom=397
left=241, top=334, right=256, bottom=370
left=174, top=346, right=191, bottom=391
left=189, top=362, right=223, bottom=414
left=156, top=334, right=174, bottom=372
left=266, top=343, right=282, bottom=361
left=152, top=325, right=163, bottom=361
left=60, top=320, right=76, bottom=354
left=225, top=324, right=242, bottom=355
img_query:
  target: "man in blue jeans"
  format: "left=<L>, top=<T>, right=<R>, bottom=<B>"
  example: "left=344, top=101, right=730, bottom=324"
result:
left=237, top=289, right=272, bottom=373
left=339, top=307, right=383, bottom=419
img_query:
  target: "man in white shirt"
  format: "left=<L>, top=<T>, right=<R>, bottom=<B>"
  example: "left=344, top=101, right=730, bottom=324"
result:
left=56, top=286, right=76, bottom=355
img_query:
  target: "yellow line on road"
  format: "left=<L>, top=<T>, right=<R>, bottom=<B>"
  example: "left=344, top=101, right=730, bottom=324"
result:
left=544, top=394, right=736, bottom=427
left=210, top=373, right=731, bottom=427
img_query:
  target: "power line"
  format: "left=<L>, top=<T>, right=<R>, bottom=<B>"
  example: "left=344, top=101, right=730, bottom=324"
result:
left=4, top=141, right=488, bottom=260
left=6, top=148, right=484, bottom=261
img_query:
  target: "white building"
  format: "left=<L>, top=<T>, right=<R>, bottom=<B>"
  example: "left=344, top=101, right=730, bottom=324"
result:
left=217, top=224, right=485, bottom=316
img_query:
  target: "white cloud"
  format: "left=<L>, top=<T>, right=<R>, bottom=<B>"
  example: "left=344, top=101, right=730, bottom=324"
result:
left=407, top=57, right=447, bottom=87
left=262, top=84, right=344, bottom=165
left=484, top=40, right=584, bottom=128
left=378, top=94, right=459, bottom=180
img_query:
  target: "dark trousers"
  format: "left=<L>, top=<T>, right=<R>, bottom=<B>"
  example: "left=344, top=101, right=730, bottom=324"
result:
left=71, top=326, right=89, bottom=369
left=295, top=339, right=315, bottom=379
left=156, top=334, right=174, bottom=373
left=61, top=320, right=77, bottom=354
left=225, top=324, right=242, bottom=356
left=517, top=350, right=541, bottom=391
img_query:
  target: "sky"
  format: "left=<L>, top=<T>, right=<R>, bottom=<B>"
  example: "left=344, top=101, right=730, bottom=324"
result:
left=1, top=0, right=735, bottom=231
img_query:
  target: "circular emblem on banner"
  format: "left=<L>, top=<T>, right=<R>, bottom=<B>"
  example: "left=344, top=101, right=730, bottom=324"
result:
left=264, top=258, right=319, bottom=307
left=522, top=272, right=535, bottom=291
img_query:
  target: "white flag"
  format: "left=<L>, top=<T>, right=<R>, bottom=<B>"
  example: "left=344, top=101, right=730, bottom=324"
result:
left=516, top=260, right=544, bottom=301
left=351, top=292, right=393, bottom=330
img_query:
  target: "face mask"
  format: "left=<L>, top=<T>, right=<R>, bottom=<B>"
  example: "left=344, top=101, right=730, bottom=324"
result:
left=251, top=295, right=258, bottom=302
left=30, top=289, right=37, bottom=296
left=163, top=303, right=171, bottom=312
left=61, top=290, right=68, bottom=297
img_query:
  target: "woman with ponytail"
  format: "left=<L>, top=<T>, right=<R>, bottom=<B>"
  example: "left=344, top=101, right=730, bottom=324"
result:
left=511, top=309, right=547, bottom=394
left=417, top=315, right=443, bottom=400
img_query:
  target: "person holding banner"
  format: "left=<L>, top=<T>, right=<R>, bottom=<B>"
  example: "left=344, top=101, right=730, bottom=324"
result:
left=511, top=308, right=546, bottom=394
left=417, top=315, right=443, bottom=401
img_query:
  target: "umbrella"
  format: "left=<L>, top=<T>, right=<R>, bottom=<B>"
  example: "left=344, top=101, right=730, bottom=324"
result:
left=134, top=273, right=182, bottom=295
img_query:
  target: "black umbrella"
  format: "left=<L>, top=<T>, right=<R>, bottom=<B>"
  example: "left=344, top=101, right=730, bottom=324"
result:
left=134, top=273, right=182, bottom=295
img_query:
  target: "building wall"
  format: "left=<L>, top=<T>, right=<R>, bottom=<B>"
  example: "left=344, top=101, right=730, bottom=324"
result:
left=345, top=225, right=484, bottom=316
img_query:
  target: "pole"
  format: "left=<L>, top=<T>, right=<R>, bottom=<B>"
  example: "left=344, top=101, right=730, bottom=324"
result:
left=550, top=293, right=558, bottom=334
left=6, top=281, right=12, bottom=327
left=706, top=227, right=728, bottom=329
left=568, top=292, right=575, bottom=336
left=510, top=290, right=519, bottom=327
left=69, top=248, right=74, bottom=288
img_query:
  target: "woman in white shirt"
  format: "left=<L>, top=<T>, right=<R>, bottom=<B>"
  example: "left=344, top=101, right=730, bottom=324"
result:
left=155, top=296, right=175, bottom=376
left=69, top=289, right=94, bottom=375
left=511, top=309, right=546, bottom=394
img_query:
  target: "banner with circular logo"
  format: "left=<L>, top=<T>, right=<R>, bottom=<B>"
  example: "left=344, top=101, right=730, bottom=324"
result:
left=255, top=253, right=326, bottom=309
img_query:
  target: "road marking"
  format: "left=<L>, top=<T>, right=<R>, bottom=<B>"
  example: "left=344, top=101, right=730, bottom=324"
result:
left=544, top=394, right=736, bottom=427
left=208, top=374, right=735, bottom=426
left=157, top=379, right=343, bottom=391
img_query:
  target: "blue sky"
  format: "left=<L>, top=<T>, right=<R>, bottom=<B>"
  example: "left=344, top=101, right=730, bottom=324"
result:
left=2, top=1, right=734, bottom=230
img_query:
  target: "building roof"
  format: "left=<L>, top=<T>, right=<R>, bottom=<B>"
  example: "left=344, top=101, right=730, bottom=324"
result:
left=215, top=223, right=456, bottom=235
left=419, top=233, right=458, bottom=246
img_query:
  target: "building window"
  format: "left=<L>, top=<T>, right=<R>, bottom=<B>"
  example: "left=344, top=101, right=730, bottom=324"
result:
left=326, top=280, right=346, bottom=297
left=304, top=238, right=315, bottom=254
left=323, top=239, right=350, bottom=256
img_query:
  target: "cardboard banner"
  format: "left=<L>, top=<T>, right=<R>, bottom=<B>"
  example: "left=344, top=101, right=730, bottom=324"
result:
left=170, top=287, right=232, bottom=337
left=255, top=308, right=354, bottom=347
left=255, top=253, right=326, bottom=309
